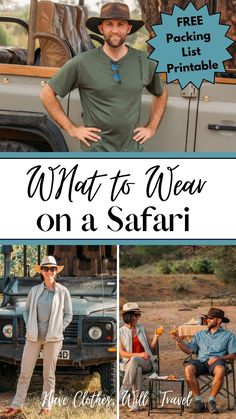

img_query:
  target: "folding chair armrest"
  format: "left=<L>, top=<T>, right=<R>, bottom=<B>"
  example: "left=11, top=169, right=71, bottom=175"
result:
left=225, top=359, right=235, bottom=366
left=225, top=359, right=235, bottom=375
left=183, top=353, right=194, bottom=365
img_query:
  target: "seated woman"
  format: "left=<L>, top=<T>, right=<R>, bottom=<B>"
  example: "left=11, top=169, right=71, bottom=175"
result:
left=119, top=302, right=162, bottom=412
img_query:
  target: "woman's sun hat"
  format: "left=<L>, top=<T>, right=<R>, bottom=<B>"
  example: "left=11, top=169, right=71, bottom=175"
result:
left=34, top=255, right=64, bottom=274
left=122, top=302, right=143, bottom=314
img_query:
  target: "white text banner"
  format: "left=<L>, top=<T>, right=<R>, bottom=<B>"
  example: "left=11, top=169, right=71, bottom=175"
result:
left=0, top=157, right=234, bottom=241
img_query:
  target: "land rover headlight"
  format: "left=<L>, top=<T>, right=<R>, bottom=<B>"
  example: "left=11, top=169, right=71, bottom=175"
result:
left=2, top=324, right=13, bottom=338
left=88, top=326, right=102, bottom=340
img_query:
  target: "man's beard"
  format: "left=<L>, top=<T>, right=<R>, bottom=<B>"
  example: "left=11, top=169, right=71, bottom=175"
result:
left=208, top=320, right=218, bottom=330
left=104, top=34, right=126, bottom=48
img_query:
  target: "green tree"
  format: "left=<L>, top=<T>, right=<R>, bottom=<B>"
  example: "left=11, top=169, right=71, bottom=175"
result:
left=0, top=26, right=8, bottom=44
left=0, top=246, right=46, bottom=277
left=213, top=246, right=236, bottom=284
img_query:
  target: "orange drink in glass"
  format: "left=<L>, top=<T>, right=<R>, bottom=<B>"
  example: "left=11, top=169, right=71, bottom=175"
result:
left=156, top=326, right=164, bottom=335
left=169, top=325, right=178, bottom=334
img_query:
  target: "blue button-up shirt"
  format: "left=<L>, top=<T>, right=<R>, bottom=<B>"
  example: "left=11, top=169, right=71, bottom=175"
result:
left=187, top=328, right=236, bottom=362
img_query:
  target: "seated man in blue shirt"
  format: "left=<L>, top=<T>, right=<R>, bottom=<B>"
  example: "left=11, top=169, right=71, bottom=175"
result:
left=171, top=308, right=236, bottom=414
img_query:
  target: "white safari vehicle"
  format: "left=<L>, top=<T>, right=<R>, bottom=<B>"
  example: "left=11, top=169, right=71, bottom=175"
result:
left=0, top=245, right=117, bottom=395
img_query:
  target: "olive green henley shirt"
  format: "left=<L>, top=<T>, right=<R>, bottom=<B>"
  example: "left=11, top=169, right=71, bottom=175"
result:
left=48, top=46, right=163, bottom=152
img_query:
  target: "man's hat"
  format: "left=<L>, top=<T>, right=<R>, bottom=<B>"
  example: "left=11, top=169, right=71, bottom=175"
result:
left=34, top=255, right=64, bottom=274
left=86, top=2, right=144, bottom=35
left=203, top=307, right=230, bottom=323
left=122, top=302, right=143, bottom=314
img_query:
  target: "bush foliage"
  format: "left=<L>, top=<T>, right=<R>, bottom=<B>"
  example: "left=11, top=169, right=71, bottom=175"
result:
left=0, top=245, right=46, bottom=277
left=120, top=246, right=236, bottom=286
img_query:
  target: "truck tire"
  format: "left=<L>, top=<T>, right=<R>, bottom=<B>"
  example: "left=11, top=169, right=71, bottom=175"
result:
left=0, top=364, right=17, bottom=392
left=0, top=140, right=38, bottom=152
left=99, top=361, right=116, bottom=396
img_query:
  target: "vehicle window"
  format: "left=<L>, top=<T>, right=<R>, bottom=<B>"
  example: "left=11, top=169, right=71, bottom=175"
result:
left=0, top=21, right=28, bottom=49
left=6, top=276, right=117, bottom=297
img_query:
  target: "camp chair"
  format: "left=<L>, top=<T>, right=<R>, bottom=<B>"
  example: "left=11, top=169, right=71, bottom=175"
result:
left=184, top=354, right=236, bottom=410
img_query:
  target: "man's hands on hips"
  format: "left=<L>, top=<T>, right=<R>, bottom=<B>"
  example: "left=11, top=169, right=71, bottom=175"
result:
left=40, top=85, right=101, bottom=148
left=207, top=357, right=219, bottom=365
left=69, top=126, right=101, bottom=147
left=132, top=88, right=168, bottom=145
left=133, top=126, right=155, bottom=144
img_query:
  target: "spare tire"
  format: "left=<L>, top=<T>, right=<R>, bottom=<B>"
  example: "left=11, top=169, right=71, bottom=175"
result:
left=0, top=363, right=17, bottom=392
left=99, top=361, right=116, bottom=396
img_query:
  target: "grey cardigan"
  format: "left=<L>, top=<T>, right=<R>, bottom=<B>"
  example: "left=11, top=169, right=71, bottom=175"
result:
left=23, top=282, right=73, bottom=342
left=119, top=323, right=155, bottom=370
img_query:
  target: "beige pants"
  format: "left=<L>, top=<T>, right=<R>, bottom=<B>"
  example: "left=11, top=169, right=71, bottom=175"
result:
left=12, top=339, right=62, bottom=409
left=122, top=357, right=152, bottom=398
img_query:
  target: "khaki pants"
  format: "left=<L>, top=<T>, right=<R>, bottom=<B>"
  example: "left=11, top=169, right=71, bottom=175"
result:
left=12, top=339, right=62, bottom=409
left=122, top=357, right=152, bottom=398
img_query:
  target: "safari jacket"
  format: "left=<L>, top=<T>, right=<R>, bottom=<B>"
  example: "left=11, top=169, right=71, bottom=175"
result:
left=23, top=282, right=73, bottom=342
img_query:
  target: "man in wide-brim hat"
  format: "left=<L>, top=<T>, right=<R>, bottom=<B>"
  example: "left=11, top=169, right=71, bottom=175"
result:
left=86, top=2, right=144, bottom=35
left=170, top=307, right=236, bottom=414
left=40, top=2, right=167, bottom=152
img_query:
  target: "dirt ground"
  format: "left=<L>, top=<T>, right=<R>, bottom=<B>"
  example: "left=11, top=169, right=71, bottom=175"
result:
left=0, top=374, right=116, bottom=419
left=120, top=273, right=236, bottom=419
left=119, top=273, right=236, bottom=305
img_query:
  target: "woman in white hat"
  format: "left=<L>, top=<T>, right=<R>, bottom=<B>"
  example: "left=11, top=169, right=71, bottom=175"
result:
left=1, top=256, right=73, bottom=418
left=119, top=302, right=162, bottom=412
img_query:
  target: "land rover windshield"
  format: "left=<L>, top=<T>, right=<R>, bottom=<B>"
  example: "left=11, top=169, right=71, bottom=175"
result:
left=4, top=276, right=117, bottom=297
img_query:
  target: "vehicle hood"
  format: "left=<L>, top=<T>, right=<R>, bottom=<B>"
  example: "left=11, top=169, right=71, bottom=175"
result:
left=71, top=297, right=116, bottom=316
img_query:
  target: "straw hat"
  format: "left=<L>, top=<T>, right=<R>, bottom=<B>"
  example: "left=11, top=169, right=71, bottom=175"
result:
left=34, top=256, right=64, bottom=274
left=122, top=302, right=143, bottom=313
left=86, top=2, right=144, bottom=35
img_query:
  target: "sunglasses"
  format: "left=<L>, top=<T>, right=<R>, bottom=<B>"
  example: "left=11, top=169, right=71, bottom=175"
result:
left=111, top=62, right=121, bottom=84
left=134, top=313, right=141, bottom=318
left=41, top=266, right=57, bottom=272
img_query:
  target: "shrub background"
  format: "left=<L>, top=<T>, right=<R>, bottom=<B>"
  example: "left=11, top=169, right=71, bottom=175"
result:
left=120, top=246, right=236, bottom=284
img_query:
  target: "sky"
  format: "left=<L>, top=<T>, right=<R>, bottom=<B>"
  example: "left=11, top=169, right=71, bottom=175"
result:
left=13, top=0, right=137, bottom=12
